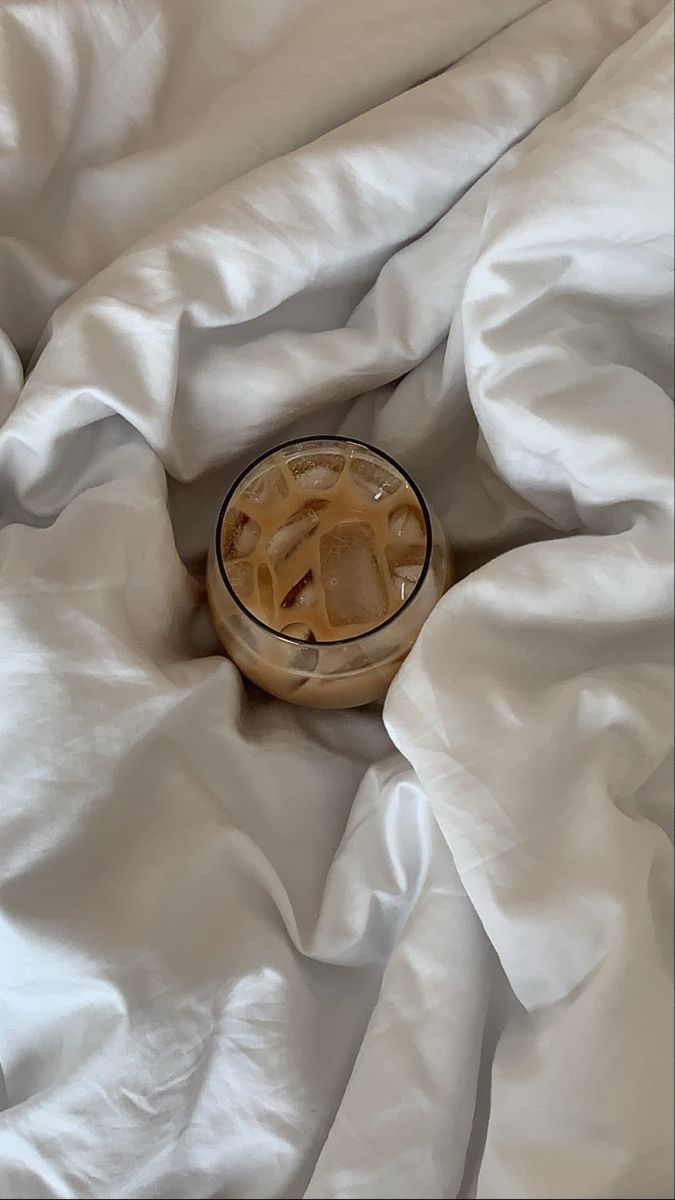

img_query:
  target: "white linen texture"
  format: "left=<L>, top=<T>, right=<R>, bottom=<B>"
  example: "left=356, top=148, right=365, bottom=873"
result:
left=0, top=2, right=673, bottom=1198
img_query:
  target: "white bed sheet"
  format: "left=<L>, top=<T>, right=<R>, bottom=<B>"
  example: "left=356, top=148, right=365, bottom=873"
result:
left=0, top=2, right=673, bottom=1197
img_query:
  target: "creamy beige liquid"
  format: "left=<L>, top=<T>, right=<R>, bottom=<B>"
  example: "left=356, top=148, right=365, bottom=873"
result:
left=219, top=448, right=428, bottom=642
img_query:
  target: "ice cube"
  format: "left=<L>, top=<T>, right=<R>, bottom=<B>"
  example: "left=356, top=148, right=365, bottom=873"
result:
left=221, top=509, right=261, bottom=560
left=322, top=645, right=372, bottom=676
left=280, top=624, right=319, bottom=674
left=225, top=561, right=254, bottom=600
left=266, top=499, right=329, bottom=566
left=350, top=456, right=401, bottom=501
left=388, top=504, right=425, bottom=542
left=281, top=569, right=317, bottom=610
left=386, top=544, right=425, bottom=604
left=288, top=452, right=345, bottom=491
left=393, top=564, right=422, bottom=602
left=240, top=463, right=288, bottom=507
left=320, top=521, right=388, bottom=628
left=257, top=563, right=275, bottom=623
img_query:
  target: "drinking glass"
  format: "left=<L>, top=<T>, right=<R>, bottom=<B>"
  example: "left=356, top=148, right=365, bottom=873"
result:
left=206, top=436, right=452, bottom=708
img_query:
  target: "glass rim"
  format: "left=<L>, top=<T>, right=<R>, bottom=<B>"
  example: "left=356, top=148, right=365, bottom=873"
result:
left=213, top=434, right=433, bottom=648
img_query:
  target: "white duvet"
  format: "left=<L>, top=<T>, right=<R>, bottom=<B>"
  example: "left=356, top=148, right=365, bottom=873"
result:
left=0, top=2, right=673, bottom=1197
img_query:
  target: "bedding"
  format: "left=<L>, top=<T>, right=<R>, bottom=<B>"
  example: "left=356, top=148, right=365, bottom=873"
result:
left=0, top=2, right=673, bottom=1197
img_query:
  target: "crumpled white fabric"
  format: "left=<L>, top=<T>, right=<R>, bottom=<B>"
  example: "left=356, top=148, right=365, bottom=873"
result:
left=0, top=2, right=672, bottom=1198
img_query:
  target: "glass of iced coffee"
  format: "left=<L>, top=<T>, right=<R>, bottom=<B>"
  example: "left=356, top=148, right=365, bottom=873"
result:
left=207, top=437, right=452, bottom=708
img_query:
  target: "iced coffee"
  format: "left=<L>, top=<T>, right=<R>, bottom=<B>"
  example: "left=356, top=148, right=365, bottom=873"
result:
left=207, top=437, right=452, bottom=707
